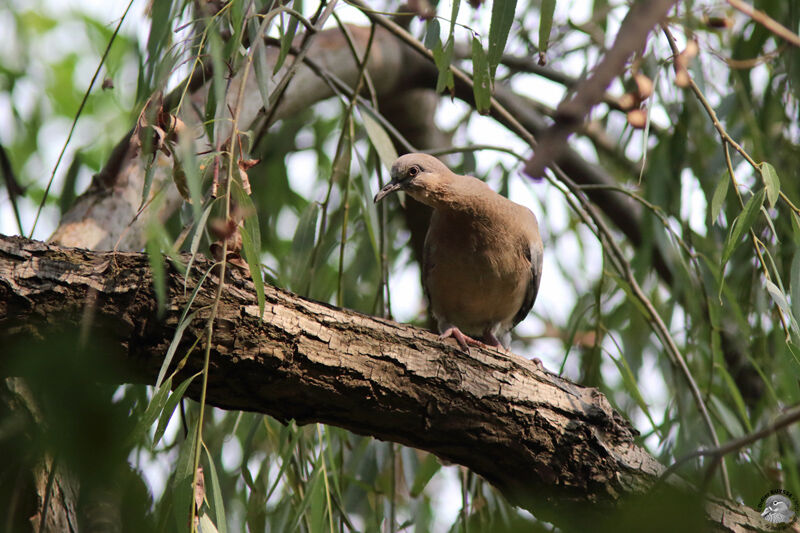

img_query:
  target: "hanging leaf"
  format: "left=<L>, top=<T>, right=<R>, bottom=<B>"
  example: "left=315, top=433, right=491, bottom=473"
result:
left=721, top=188, right=765, bottom=265
left=146, top=222, right=167, bottom=316
left=432, top=38, right=455, bottom=94
left=710, top=175, right=729, bottom=225
left=487, top=0, right=517, bottom=78
left=538, top=0, right=556, bottom=64
left=471, top=36, right=492, bottom=113
left=153, top=371, right=200, bottom=446
left=203, top=444, right=228, bottom=533
left=275, top=9, right=301, bottom=74
left=360, top=109, right=398, bottom=171
left=765, top=279, right=800, bottom=338
left=760, top=162, right=780, bottom=208
left=410, top=453, right=441, bottom=497
left=233, top=184, right=265, bottom=318
left=288, top=202, right=321, bottom=291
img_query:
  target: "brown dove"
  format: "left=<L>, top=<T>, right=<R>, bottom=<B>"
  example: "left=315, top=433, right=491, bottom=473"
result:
left=374, top=153, right=543, bottom=351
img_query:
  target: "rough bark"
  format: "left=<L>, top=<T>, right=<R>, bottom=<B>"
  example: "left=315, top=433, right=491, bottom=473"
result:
left=0, top=234, right=779, bottom=532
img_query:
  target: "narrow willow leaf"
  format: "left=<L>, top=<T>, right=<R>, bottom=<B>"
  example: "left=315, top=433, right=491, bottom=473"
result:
left=252, top=22, right=272, bottom=112
left=172, top=421, right=197, bottom=532
left=765, top=279, right=800, bottom=338
left=288, top=202, right=321, bottom=290
left=185, top=201, right=215, bottom=292
left=410, top=453, right=441, bottom=497
left=233, top=183, right=265, bottom=318
left=449, top=0, right=460, bottom=40
left=471, top=37, right=492, bottom=113
left=156, top=309, right=200, bottom=390
left=203, top=444, right=228, bottom=533
left=198, top=514, right=220, bottom=533
left=360, top=109, right=398, bottom=171
left=710, top=176, right=729, bottom=225
left=488, top=0, right=517, bottom=78
left=432, top=38, right=455, bottom=94
left=538, top=0, right=556, bottom=56
left=424, top=18, right=441, bottom=50
left=714, top=362, right=753, bottom=433
left=275, top=9, right=301, bottom=74
left=353, top=148, right=381, bottom=267
left=721, top=188, right=765, bottom=265
left=135, top=377, right=172, bottom=442
left=608, top=353, right=658, bottom=432
left=760, top=162, right=780, bottom=208
left=146, top=224, right=166, bottom=316
left=153, top=371, right=200, bottom=447
left=792, top=211, right=800, bottom=245
left=792, top=251, right=800, bottom=332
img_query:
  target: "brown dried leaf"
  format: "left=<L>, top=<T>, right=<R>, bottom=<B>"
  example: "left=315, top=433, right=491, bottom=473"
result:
left=627, top=108, right=648, bottom=129
left=618, top=93, right=637, bottom=111
left=237, top=159, right=259, bottom=195
left=195, top=466, right=205, bottom=511
left=634, top=73, right=653, bottom=100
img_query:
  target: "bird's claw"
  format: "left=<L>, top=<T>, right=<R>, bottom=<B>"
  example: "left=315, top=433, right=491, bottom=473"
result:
left=439, top=327, right=484, bottom=355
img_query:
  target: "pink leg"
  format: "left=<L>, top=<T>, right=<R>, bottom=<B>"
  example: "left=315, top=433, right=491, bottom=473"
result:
left=439, top=327, right=484, bottom=353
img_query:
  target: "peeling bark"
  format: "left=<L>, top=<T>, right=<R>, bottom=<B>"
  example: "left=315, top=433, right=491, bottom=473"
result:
left=0, top=235, right=778, bottom=532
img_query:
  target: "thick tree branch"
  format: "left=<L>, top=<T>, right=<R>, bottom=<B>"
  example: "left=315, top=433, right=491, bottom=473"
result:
left=0, top=234, right=775, bottom=531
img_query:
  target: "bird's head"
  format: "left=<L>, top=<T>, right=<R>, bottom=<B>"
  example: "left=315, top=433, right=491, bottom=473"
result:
left=373, top=153, right=451, bottom=204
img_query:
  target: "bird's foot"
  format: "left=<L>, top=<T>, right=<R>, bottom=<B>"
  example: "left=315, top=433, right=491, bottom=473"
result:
left=439, top=327, right=484, bottom=354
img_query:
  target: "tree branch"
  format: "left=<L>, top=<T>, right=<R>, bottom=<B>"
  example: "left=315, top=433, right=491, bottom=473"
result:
left=0, top=234, right=775, bottom=531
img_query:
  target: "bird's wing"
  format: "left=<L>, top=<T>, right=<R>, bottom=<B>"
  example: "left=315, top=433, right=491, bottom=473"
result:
left=421, top=223, right=435, bottom=313
left=511, top=237, right=543, bottom=328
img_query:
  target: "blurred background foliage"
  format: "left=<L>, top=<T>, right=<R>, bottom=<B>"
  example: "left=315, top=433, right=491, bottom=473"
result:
left=1, top=0, right=800, bottom=531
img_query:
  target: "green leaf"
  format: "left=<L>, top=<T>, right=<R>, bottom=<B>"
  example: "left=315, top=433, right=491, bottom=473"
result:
left=146, top=223, right=167, bottom=316
left=792, top=211, right=800, bottom=245
left=198, top=514, right=220, bottom=533
left=288, top=202, right=321, bottom=291
left=251, top=18, right=272, bottom=114
left=449, top=0, right=460, bottom=40
left=153, top=371, right=200, bottom=447
left=765, top=279, right=800, bottom=338
left=185, top=200, right=215, bottom=292
left=353, top=147, right=381, bottom=268
left=471, top=36, right=492, bottom=113
left=760, top=162, right=780, bottom=208
left=710, top=175, right=729, bottom=225
left=488, top=0, right=517, bottom=78
left=203, top=444, right=228, bottom=533
left=275, top=8, right=301, bottom=74
left=721, top=188, right=765, bottom=265
left=714, top=362, right=753, bottom=433
left=792, top=251, right=800, bottom=332
left=233, top=182, right=265, bottom=318
left=410, top=453, right=441, bottom=497
left=156, top=309, right=200, bottom=390
left=134, top=377, right=172, bottom=442
left=432, top=38, right=455, bottom=94
left=424, top=18, right=441, bottom=50
left=607, top=353, right=658, bottom=432
left=538, top=0, right=556, bottom=56
left=360, top=108, right=398, bottom=171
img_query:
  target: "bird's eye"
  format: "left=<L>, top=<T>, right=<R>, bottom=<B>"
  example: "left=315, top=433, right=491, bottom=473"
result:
left=408, top=166, right=420, bottom=177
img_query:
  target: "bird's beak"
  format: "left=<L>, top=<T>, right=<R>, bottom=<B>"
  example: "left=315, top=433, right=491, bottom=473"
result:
left=374, top=180, right=403, bottom=203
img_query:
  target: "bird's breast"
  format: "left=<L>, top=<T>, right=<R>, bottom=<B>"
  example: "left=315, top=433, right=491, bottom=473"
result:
left=424, top=213, right=529, bottom=335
